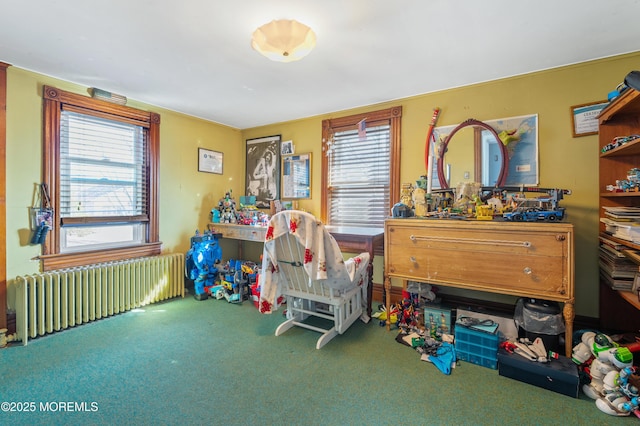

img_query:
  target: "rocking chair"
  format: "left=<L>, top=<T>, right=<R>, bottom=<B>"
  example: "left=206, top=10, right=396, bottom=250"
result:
left=259, top=211, right=370, bottom=349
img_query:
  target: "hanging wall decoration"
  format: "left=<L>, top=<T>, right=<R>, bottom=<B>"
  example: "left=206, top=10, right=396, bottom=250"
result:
left=281, top=153, right=311, bottom=199
left=198, top=148, right=223, bottom=174
left=571, top=101, right=608, bottom=137
left=245, top=135, right=281, bottom=208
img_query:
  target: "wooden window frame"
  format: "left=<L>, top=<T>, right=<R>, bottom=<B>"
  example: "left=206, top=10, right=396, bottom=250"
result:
left=320, top=106, right=402, bottom=225
left=0, top=62, right=9, bottom=328
left=40, top=85, right=161, bottom=271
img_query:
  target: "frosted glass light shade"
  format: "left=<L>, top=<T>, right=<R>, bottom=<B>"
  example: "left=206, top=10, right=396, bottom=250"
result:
left=251, top=19, right=316, bottom=63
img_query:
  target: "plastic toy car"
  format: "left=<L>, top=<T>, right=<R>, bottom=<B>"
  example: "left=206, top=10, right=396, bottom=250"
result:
left=503, top=207, right=564, bottom=222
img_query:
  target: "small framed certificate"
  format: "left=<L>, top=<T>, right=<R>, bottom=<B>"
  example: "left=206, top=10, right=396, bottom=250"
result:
left=198, top=148, right=223, bottom=174
left=571, top=101, right=608, bottom=137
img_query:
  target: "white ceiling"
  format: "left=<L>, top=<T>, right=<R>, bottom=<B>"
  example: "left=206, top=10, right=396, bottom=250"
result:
left=1, top=0, right=638, bottom=129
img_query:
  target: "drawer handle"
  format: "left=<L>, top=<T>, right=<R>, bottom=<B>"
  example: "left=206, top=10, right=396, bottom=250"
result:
left=523, top=267, right=532, bottom=275
left=410, top=256, right=417, bottom=263
left=410, top=234, right=531, bottom=248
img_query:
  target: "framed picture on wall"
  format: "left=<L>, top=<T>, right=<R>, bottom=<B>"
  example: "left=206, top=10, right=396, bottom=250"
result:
left=245, top=135, right=281, bottom=208
left=198, top=148, right=223, bottom=174
left=571, top=101, right=608, bottom=137
left=281, top=140, right=294, bottom=155
left=281, top=153, right=311, bottom=199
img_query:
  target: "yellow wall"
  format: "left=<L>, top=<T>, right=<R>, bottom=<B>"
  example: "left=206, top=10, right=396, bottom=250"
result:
left=242, top=52, right=640, bottom=317
left=6, top=52, right=640, bottom=317
left=5, top=68, right=245, bottom=282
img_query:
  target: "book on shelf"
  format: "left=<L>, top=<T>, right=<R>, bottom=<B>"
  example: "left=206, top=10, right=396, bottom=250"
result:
left=604, top=212, right=640, bottom=221
left=603, top=206, right=640, bottom=218
left=600, top=271, right=634, bottom=291
left=599, top=260, right=637, bottom=279
left=599, top=244, right=638, bottom=280
left=599, top=244, right=637, bottom=263
left=599, top=212, right=640, bottom=292
left=599, top=243, right=626, bottom=258
left=599, top=235, right=627, bottom=251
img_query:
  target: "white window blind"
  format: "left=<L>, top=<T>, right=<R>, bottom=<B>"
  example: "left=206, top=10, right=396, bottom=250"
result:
left=58, top=110, right=147, bottom=252
left=328, top=123, right=390, bottom=228
left=60, top=110, right=147, bottom=221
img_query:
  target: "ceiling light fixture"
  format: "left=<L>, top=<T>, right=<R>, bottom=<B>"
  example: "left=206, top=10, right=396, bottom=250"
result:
left=251, top=19, right=316, bottom=63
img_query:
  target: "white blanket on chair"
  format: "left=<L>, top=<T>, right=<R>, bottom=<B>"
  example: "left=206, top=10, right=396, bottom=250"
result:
left=258, top=211, right=369, bottom=317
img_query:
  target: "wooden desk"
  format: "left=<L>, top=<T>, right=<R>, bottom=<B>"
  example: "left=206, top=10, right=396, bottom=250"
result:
left=384, top=218, right=575, bottom=357
left=208, top=222, right=384, bottom=317
left=208, top=223, right=267, bottom=245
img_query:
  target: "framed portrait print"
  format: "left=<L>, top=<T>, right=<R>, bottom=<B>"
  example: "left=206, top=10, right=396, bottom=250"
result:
left=281, top=140, right=294, bottom=155
left=198, top=148, right=223, bottom=174
left=245, top=135, right=281, bottom=208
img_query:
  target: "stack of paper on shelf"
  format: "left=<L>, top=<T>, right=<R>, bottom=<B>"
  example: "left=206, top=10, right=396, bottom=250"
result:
left=600, top=217, right=640, bottom=243
left=603, top=206, right=640, bottom=220
left=599, top=235, right=626, bottom=250
left=599, top=237, right=638, bottom=291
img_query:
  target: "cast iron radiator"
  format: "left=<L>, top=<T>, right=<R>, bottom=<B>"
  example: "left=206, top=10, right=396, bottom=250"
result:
left=15, top=253, right=184, bottom=345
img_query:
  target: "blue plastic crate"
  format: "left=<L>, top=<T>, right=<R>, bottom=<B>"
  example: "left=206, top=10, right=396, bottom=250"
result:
left=454, top=321, right=499, bottom=369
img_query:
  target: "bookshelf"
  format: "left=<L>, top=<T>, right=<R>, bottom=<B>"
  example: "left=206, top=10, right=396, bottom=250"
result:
left=598, top=88, right=640, bottom=332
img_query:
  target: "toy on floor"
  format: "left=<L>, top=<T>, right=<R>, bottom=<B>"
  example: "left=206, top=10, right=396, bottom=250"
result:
left=396, top=298, right=420, bottom=333
left=583, top=358, right=617, bottom=399
left=374, top=285, right=439, bottom=332
left=595, top=366, right=640, bottom=417
left=574, top=331, right=634, bottom=398
left=185, top=230, right=223, bottom=300
left=571, top=330, right=640, bottom=417
left=373, top=304, right=398, bottom=326
left=210, top=260, right=258, bottom=304
left=226, top=264, right=249, bottom=303
left=501, top=337, right=548, bottom=363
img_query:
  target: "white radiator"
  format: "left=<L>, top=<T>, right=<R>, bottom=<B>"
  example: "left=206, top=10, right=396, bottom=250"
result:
left=15, top=253, right=184, bottom=345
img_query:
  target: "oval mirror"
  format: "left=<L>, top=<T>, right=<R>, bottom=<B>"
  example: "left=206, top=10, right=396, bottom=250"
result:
left=436, top=118, right=509, bottom=189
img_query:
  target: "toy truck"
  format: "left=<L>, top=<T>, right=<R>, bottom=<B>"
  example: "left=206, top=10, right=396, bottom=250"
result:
left=502, top=188, right=569, bottom=222
left=503, top=207, right=565, bottom=222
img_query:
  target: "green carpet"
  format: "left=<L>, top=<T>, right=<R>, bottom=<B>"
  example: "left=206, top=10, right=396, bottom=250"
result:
left=0, top=295, right=634, bottom=425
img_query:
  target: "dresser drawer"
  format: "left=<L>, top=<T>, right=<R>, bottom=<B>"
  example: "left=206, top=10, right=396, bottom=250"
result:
left=385, top=220, right=573, bottom=300
left=210, top=223, right=267, bottom=242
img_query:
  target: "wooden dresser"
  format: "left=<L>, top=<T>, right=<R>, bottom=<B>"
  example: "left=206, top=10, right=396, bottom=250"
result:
left=384, top=218, right=575, bottom=356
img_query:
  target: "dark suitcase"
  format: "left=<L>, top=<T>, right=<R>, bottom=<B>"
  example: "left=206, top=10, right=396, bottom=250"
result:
left=497, top=348, right=580, bottom=398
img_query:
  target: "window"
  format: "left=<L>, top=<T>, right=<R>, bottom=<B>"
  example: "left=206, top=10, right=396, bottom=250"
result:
left=321, top=106, right=402, bottom=228
left=42, top=86, right=161, bottom=270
